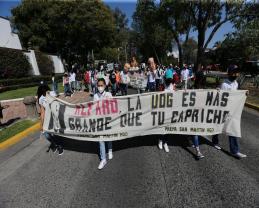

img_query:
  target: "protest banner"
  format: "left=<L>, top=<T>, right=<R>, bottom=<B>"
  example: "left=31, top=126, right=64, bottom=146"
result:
left=43, top=90, right=247, bottom=142
left=128, top=74, right=147, bottom=90
left=107, top=63, right=114, bottom=72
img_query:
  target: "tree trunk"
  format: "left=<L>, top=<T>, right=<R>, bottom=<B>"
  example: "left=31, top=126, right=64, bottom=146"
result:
left=152, top=46, right=161, bottom=65
left=196, top=27, right=206, bottom=71
left=175, top=39, right=183, bottom=68
left=178, top=43, right=183, bottom=68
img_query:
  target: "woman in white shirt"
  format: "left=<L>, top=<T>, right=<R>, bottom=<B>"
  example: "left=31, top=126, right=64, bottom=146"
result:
left=37, top=85, right=63, bottom=155
left=158, top=77, right=175, bottom=152
left=94, top=78, right=113, bottom=169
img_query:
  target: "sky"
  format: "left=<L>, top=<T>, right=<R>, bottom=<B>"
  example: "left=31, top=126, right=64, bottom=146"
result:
left=0, top=0, right=235, bottom=48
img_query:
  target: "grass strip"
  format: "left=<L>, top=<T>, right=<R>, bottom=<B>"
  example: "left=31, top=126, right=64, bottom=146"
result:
left=0, top=83, right=64, bottom=100
left=0, top=120, right=38, bottom=143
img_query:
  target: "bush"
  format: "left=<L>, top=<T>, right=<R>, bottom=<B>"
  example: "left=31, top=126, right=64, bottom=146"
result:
left=0, top=83, right=37, bottom=93
left=0, top=47, right=32, bottom=79
left=35, top=50, right=55, bottom=75
left=0, top=74, right=63, bottom=86
left=0, top=74, right=63, bottom=93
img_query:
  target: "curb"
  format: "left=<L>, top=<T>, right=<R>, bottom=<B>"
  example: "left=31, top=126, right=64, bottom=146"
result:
left=0, top=122, right=41, bottom=151
left=245, top=102, right=259, bottom=112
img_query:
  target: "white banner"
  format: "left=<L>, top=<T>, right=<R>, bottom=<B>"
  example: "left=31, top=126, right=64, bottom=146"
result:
left=129, top=74, right=147, bottom=89
left=43, top=90, right=247, bottom=141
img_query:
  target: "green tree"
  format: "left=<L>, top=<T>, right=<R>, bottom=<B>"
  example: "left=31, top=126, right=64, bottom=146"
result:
left=111, top=7, right=130, bottom=63
left=182, top=38, right=198, bottom=65
left=12, top=0, right=116, bottom=68
left=188, top=0, right=255, bottom=69
left=87, top=7, right=130, bottom=64
left=213, top=17, right=259, bottom=69
left=132, top=0, right=173, bottom=64
left=159, top=0, right=193, bottom=67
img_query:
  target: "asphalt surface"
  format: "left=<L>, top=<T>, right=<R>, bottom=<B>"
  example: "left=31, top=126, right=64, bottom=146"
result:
left=0, top=89, right=259, bottom=208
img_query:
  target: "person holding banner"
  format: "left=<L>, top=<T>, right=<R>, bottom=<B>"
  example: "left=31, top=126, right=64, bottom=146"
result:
left=37, top=85, right=64, bottom=155
left=191, top=72, right=205, bottom=159
left=94, top=78, right=113, bottom=169
left=212, top=65, right=247, bottom=158
left=158, top=76, right=175, bottom=152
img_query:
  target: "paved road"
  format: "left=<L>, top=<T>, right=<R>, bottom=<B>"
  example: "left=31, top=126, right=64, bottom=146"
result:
left=0, top=90, right=259, bottom=208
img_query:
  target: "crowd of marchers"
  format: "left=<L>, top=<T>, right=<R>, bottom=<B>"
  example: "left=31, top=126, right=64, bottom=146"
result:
left=37, top=57, right=247, bottom=170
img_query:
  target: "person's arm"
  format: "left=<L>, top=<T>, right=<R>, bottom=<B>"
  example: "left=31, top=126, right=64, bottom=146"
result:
left=40, top=106, right=45, bottom=131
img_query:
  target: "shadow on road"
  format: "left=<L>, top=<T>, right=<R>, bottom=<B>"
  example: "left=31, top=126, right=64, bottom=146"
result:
left=51, top=134, right=217, bottom=160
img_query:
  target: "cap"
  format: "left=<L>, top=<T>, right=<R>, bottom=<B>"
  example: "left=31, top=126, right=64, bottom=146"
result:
left=228, top=65, right=239, bottom=74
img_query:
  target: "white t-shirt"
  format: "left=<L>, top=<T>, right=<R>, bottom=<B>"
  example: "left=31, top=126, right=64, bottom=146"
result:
left=94, top=91, right=112, bottom=101
left=97, top=71, right=105, bottom=79
left=164, top=83, right=175, bottom=92
left=70, top=72, right=76, bottom=82
left=39, top=95, right=47, bottom=108
left=221, top=79, right=238, bottom=90
left=105, top=75, right=110, bottom=86
left=147, top=71, right=156, bottom=83
left=181, top=69, right=190, bottom=81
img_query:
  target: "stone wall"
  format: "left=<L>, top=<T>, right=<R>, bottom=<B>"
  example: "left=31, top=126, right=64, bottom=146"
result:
left=1, top=99, right=27, bottom=124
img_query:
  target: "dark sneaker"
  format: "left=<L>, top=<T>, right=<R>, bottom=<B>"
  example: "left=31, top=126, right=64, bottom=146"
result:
left=57, top=146, right=64, bottom=155
left=51, top=145, right=58, bottom=153
left=47, top=144, right=57, bottom=153
left=50, top=144, right=58, bottom=153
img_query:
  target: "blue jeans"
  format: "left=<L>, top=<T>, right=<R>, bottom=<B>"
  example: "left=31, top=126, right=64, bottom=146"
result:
left=212, top=135, right=240, bottom=154
left=111, top=83, right=117, bottom=96
left=43, top=132, right=56, bottom=146
left=52, top=81, right=58, bottom=94
left=192, top=135, right=199, bottom=147
left=64, top=84, right=71, bottom=96
left=99, top=141, right=112, bottom=160
left=71, top=81, right=76, bottom=91
left=147, top=82, right=156, bottom=92
left=120, top=83, right=128, bottom=95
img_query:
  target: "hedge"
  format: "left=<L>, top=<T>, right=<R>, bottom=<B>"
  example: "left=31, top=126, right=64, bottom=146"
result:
left=0, top=83, right=38, bottom=93
left=0, top=47, right=32, bottom=79
left=35, top=51, right=55, bottom=75
left=0, top=74, right=63, bottom=93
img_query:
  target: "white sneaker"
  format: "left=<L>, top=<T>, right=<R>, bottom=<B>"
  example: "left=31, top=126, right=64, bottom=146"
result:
left=233, top=152, right=247, bottom=158
left=214, top=145, right=221, bottom=150
left=163, top=143, right=169, bottom=153
left=98, top=159, right=107, bottom=170
left=197, top=151, right=205, bottom=159
left=158, top=140, right=163, bottom=150
left=108, top=150, right=113, bottom=160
